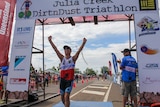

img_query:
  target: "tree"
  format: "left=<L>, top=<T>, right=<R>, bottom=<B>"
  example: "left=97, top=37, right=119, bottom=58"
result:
left=74, top=68, right=81, bottom=74
left=101, top=66, right=109, bottom=75
left=84, top=68, right=96, bottom=75
left=52, top=66, right=57, bottom=71
left=51, top=66, right=59, bottom=74
left=39, top=67, right=42, bottom=73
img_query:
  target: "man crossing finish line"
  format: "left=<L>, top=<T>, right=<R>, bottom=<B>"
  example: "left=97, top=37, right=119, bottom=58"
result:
left=48, top=36, right=87, bottom=107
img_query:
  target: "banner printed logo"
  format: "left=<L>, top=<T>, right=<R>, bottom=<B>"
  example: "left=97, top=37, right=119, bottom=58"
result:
left=142, top=77, right=153, bottom=84
left=139, top=0, right=156, bottom=10
left=137, top=16, right=159, bottom=36
left=19, top=0, right=32, bottom=19
left=0, top=1, right=10, bottom=35
left=141, top=45, right=158, bottom=55
left=14, top=40, right=29, bottom=49
left=16, top=27, right=32, bottom=34
left=144, top=63, right=159, bottom=69
left=142, top=77, right=160, bottom=84
left=10, top=78, right=26, bottom=84
left=137, top=16, right=159, bottom=32
left=14, top=56, right=26, bottom=68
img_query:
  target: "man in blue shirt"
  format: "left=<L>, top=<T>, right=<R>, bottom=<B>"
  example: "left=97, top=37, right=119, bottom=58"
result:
left=120, top=48, right=138, bottom=107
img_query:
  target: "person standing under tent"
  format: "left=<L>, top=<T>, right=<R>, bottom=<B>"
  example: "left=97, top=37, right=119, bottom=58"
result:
left=75, top=74, right=79, bottom=83
left=54, top=74, right=59, bottom=85
left=48, top=36, right=87, bottom=107
left=44, top=72, right=49, bottom=87
left=119, top=48, right=138, bottom=107
left=0, top=68, right=3, bottom=104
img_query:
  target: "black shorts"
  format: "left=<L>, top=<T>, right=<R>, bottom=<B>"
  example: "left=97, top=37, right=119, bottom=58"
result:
left=60, top=78, right=73, bottom=95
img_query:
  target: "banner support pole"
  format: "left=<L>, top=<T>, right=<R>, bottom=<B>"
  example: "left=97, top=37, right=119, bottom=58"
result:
left=38, top=19, right=46, bottom=100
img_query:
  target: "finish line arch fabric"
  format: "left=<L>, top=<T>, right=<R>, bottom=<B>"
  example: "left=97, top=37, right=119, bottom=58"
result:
left=7, top=0, right=160, bottom=104
left=15, top=0, right=158, bottom=20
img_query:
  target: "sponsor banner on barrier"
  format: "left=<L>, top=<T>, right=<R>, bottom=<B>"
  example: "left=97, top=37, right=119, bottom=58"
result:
left=135, top=12, right=160, bottom=103
left=0, top=0, right=16, bottom=66
left=7, top=20, right=35, bottom=92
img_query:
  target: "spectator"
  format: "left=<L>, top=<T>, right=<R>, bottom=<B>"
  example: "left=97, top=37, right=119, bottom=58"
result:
left=75, top=74, right=79, bottom=83
left=119, top=48, right=138, bottom=107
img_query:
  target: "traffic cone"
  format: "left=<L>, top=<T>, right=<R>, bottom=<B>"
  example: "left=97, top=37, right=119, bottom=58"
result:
left=73, top=82, right=76, bottom=88
left=86, top=79, right=88, bottom=83
left=82, top=79, right=84, bottom=84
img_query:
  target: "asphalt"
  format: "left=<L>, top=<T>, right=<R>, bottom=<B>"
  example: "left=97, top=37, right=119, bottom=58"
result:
left=0, top=78, right=124, bottom=107
left=108, top=82, right=123, bottom=107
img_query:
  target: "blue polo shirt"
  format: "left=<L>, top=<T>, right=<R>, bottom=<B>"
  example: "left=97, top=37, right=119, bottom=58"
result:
left=121, top=55, right=138, bottom=82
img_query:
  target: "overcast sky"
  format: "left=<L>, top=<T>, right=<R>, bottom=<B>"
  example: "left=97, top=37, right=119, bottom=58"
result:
left=31, top=21, right=137, bottom=74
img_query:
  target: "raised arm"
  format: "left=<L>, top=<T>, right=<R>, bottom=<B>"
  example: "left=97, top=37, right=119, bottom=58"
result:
left=21, top=2, right=25, bottom=9
left=48, top=36, right=64, bottom=61
left=73, top=38, right=87, bottom=62
left=117, top=60, right=123, bottom=70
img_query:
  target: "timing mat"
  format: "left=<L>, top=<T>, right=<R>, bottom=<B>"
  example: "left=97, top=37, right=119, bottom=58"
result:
left=53, top=101, right=113, bottom=107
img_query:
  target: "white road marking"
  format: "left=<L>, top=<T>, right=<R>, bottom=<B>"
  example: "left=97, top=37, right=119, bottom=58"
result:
left=103, top=82, right=112, bottom=102
left=70, top=82, right=111, bottom=99
left=82, top=90, right=105, bottom=96
left=87, top=85, right=108, bottom=89
left=90, top=84, right=109, bottom=87
left=70, top=85, right=88, bottom=98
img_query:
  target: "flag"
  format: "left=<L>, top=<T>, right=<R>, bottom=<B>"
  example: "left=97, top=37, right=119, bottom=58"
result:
left=0, top=0, right=16, bottom=66
left=108, top=61, right=112, bottom=76
left=111, top=53, right=118, bottom=74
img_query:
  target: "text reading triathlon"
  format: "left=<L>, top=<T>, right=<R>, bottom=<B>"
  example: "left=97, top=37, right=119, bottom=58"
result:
left=31, top=0, right=138, bottom=17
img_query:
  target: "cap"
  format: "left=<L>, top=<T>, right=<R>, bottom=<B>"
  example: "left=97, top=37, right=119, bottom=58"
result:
left=63, top=45, right=71, bottom=50
left=121, top=48, right=130, bottom=53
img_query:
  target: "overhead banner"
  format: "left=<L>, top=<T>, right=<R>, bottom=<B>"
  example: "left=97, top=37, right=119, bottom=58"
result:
left=135, top=13, right=160, bottom=103
left=15, top=0, right=158, bottom=20
left=0, top=0, right=16, bottom=66
left=7, top=19, right=35, bottom=100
